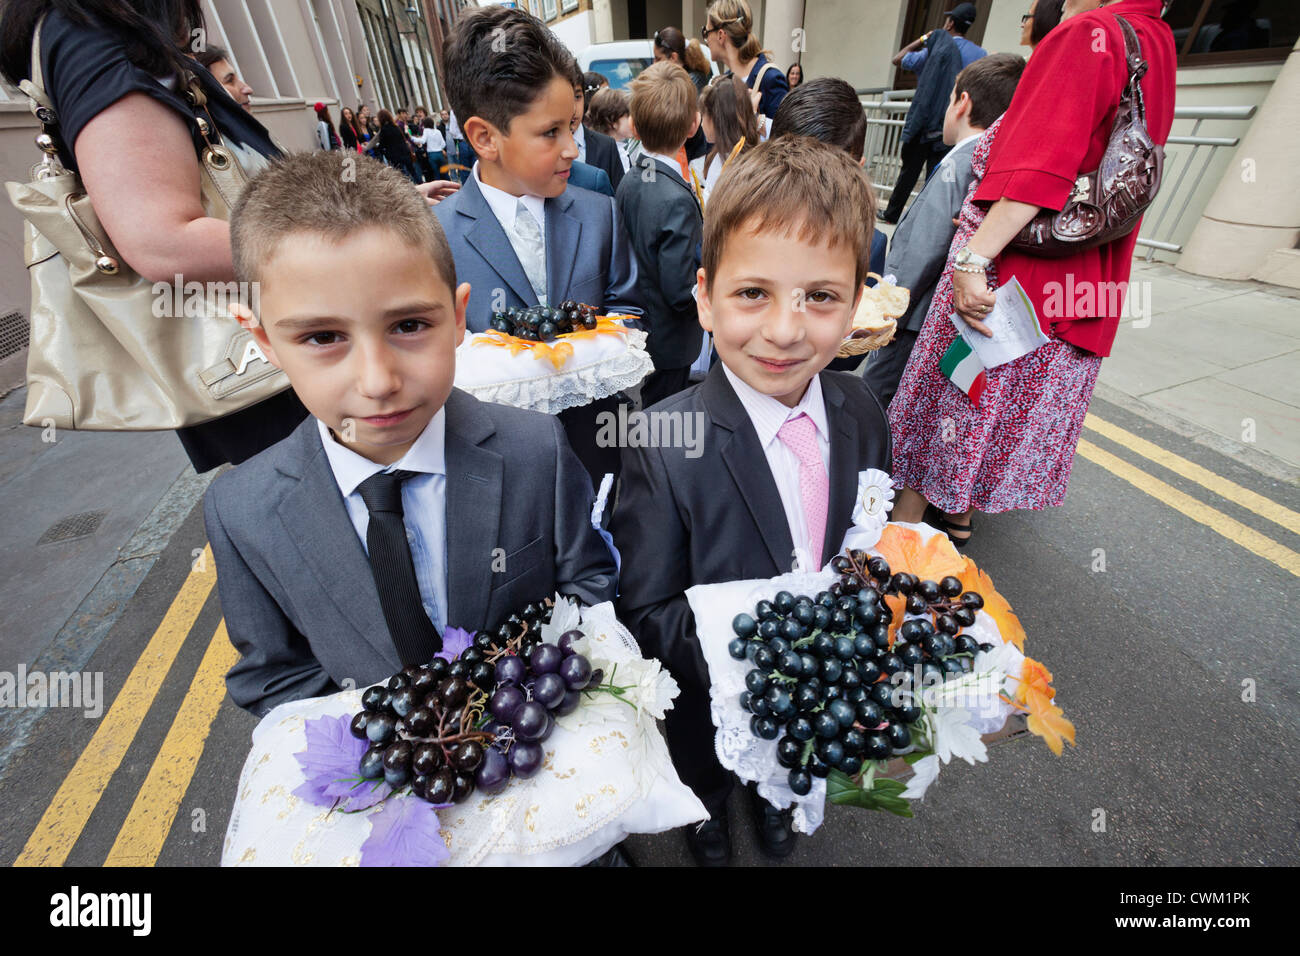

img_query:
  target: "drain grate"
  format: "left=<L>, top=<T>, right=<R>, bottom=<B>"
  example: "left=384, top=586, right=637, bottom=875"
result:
left=37, top=510, right=107, bottom=545
left=0, top=311, right=28, bottom=361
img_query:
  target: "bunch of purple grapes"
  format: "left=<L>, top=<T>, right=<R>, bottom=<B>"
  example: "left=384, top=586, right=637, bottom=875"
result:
left=348, top=600, right=604, bottom=805
left=476, top=629, right=603, bottom=793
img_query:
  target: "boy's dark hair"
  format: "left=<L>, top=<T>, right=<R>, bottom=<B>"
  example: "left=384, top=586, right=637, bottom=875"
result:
left=231, top=151, right=455, bottom=294
left=443, top=5, right=577, bottom=135
left=769, top=77, right=867, bottom=162
left=586, top=88, right=629, bottom=137
left=703, top=135, right=876, bottom=292
left=954, top=53, right=1025, bottom=130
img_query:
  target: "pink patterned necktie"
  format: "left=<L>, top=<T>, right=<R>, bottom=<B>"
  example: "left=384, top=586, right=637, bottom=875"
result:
left=777, top=412, right=828, bottom=569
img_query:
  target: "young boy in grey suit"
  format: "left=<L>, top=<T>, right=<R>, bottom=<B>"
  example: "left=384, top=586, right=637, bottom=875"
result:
left=863, top=53, right=1025, bottom=407
left=610, top=137, right=891, bottom=866
left=431, top=4, right=644, bottom=483
left=616, top=60, right=705, bottom=410
left=204, top=151, right=615, bottom=718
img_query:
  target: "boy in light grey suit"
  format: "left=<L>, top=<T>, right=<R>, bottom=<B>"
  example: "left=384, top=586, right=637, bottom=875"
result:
left=205, top=151, right=615, bottom=718
left=431, top=6, right=644, bottom=484
left=863, top=53, right=1025, bottom=407
left=431, top=9, right=642, bottom=333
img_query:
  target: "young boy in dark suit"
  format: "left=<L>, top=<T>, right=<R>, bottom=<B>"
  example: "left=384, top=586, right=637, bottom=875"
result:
left=204, top=151, right=615, bottom=718
left=431, top=4, right=644, bottom=483
left=616, top=60, right=705, bottom=410
left=610, top=137, right=891, bottom=866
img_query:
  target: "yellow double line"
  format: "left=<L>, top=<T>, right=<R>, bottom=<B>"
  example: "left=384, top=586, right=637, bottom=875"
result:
left=1078, top=413, right=1300, bottom=577
left=15, top=546, right=234, bottom=867
left=14, top=412, right=1298, bottom=867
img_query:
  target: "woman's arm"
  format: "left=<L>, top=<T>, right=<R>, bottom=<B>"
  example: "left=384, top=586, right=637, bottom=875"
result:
left=74, top=92, right=235, bottom=283
left=951, top=198, right=1040, bottom=336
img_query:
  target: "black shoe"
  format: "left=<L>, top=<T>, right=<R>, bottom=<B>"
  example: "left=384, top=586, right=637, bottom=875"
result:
left=748, top=787, right=796, bottom=859
left=585, top=842, right=634, bottom=867
left=685, top=809, right=731, bottom=866
left=878, top=211, right=899, bottom=225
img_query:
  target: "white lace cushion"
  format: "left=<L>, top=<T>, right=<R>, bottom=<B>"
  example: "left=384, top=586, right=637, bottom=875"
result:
left=454, top=327, right=655, bottom=414
left=222, top=601, right=706, bottom=866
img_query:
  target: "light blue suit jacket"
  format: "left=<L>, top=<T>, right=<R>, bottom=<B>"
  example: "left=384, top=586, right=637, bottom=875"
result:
left=433, top=175, right=643, bottom=332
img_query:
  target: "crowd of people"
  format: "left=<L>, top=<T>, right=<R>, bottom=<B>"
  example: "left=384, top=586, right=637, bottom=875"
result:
left=1, top=0, right=1174, bottom=866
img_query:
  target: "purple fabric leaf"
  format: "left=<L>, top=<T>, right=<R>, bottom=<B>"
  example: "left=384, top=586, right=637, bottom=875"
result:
left=359, top=796, right=450, bottom=867
left=435, top=626, right=475, bottom=663
left=293, top=713, right=389, bottom=811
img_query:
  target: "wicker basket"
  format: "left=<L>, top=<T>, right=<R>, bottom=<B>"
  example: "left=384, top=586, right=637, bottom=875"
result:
left=837, top=319, right=898, bottom=357
left=837, top=273, right=909, bottom=358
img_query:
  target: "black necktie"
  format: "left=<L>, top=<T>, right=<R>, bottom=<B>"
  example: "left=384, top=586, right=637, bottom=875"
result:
left=355, top=470, right=442, bottom=666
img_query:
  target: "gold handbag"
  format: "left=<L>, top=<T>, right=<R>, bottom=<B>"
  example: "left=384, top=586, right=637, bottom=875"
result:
left=4, top=19, right=289, bottom=430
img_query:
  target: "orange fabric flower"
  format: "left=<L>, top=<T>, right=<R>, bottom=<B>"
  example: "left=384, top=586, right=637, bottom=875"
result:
left=1014, top=656, right=1076, bottom=756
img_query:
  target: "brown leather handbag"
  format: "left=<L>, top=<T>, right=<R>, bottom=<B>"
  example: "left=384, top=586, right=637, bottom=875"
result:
left=1010, top=15, right=1164, bottom=258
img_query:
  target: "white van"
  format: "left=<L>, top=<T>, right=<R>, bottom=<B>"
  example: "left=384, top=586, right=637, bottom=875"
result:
left=578, top=40, right=719, bottom=91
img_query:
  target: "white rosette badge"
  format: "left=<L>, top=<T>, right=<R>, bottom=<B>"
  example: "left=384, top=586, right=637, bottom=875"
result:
left=837, top=468, right=895, bottom=558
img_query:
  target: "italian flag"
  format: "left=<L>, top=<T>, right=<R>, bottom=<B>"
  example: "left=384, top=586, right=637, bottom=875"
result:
left=940, top=336, right=987, bottom=404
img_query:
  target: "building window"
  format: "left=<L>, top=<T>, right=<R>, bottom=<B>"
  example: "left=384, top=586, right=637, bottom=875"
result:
left=1163, top=0, right=1298, bottom=66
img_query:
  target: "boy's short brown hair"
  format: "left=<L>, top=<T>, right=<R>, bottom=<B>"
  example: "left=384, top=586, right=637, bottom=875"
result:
left=231, top=151, right=456, bottom=294
left=954, top=53, right=1026, bottom=130
left=702, top=135, right=876, bottom=291
left=628, top=60, right=698, bottom=154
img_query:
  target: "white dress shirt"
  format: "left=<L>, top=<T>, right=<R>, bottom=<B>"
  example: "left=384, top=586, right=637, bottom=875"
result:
left=473, top=162, right=547, bottom=301
left=574, top=123, right=587, bottom=163
left=316, top=411, right=449, bottom=634
left=638, top=148, right=686, bottom=184
left=721, top=366, right=831, bottom=571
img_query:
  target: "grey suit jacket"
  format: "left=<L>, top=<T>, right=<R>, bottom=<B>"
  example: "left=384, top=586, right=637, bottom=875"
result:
left=615, top=157, right=705, bottom=370
left=204, top=388, right=617, bottom=716
left=433, top=175, right=643, bottom=332
left=884, top=136, right=978, bottom=331
left=610, top=365, right=891, bottom=691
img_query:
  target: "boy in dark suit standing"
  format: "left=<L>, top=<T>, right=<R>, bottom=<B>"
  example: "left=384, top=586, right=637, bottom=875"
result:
left=204, top=151, right=615, bottom=718
left=431, top=5, right=643, bottom=483
left=610, top=137, right=891, bottom=866
left=616, top=61, right=705, bottom=410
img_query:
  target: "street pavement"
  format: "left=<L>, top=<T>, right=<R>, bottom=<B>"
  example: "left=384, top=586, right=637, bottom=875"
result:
left=1, top=266, right=1297, bottom=867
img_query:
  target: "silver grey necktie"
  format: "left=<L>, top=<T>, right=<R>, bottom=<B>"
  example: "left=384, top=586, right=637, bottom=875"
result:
left=513, top=199, right=547, bottom=305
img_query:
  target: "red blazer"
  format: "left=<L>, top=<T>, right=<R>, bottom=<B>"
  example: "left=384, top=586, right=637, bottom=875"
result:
left=974, top=0, right=1176, bottom=357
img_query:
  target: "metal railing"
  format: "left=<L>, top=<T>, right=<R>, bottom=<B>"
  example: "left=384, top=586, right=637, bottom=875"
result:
left=858, top=88, right=915, bottom=202
left=1136, top=104, right=1255, bottom=260
left=856, top=91, right=1257, bottom=263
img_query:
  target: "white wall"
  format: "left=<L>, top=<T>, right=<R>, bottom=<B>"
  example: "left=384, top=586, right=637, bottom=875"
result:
left=803, top=0, right=908, bottom=90
left=983, top=0, right=1029, bottom=56
left=551, top=9, right=596, bottom=51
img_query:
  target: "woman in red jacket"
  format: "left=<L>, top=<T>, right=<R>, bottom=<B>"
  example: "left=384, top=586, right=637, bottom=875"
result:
left=889, top=0, right=1175, bottom=543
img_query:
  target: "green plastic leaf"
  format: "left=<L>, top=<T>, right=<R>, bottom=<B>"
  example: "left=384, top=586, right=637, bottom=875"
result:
left=825, top=768, right=915, bottom=817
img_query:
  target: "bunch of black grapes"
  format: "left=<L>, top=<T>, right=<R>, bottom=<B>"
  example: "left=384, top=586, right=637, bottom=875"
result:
left=488, top=299, right=599, bottom=341
left=349, top=599, right=603, bottom=805
left=728, top=549, right=989, bottom=796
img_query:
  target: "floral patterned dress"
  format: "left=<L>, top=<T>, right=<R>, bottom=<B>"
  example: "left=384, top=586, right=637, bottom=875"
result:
left=887, top=118, right=1104, bottom=514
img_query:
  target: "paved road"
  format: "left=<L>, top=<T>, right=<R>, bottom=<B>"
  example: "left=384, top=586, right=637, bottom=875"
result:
left=1, top=394, right=1296, bottom=867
